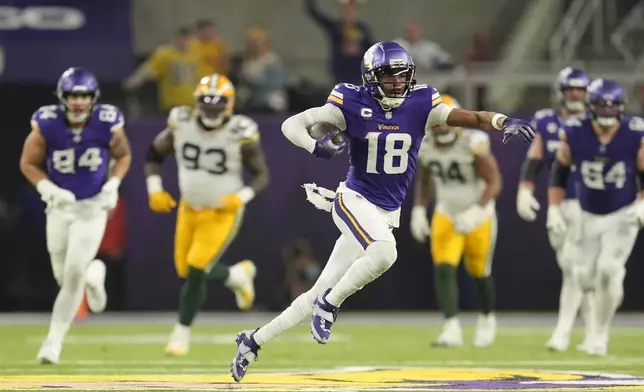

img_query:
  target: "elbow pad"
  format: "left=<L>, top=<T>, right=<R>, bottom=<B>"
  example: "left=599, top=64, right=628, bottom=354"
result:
left=520, top=158, right=543, bottom=183
left=145, top=144, right=166, bottom=164
left=549, top=159, right=571, bottom=188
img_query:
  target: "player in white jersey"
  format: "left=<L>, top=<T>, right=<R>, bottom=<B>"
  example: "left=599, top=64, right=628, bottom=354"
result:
left=143, top=74, right=270, bottom=356
left=411, top=95, right=501, bottom=348
left=19, top=67, right=132, bottom=364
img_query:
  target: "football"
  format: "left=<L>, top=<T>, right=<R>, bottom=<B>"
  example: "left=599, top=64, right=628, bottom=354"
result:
left=308, top=123, right=347, bottom=145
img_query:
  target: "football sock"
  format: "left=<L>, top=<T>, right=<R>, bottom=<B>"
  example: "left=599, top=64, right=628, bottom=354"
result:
left=207, top=263, right=230, bottom=283
left=594, top=269, right=625, bottom=336
left=325, top=241, right=397, bottom=306
left=580, top=292, right=595, bottom=340
left=434, top=264, right=458, bottom=319
left=178, top=267, right=207, bottom=327
left=46, top=261, right=87, bottom=345
left=553, top=273, right=583, bottom=335
left=474, top=276, right=495, bottom=315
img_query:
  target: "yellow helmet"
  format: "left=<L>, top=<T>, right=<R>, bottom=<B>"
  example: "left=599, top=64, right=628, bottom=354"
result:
left=194, top=74, right=235, bottom=128
left=441, top=94, right=461, bottom=109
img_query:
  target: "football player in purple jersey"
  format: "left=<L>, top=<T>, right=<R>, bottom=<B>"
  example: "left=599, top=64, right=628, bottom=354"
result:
left=230, top=41, right=535, bottom=382
left=549, top=78, right=644, bottom=356
left=19, top=67, right=132, bottom=364
left=517, top=67, right=596, bottom=353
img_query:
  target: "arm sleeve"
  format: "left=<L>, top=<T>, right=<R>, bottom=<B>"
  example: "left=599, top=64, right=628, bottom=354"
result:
left=426, top=103, right=454, bottom=128
left=281, top=104, right=347, bottom=153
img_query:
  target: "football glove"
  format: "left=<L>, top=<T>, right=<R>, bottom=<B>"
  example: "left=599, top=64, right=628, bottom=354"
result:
left=546, top=205, right=567, bottom=236
left=219, top=193, right=244, bottom=213
left=410, top=205, right=430, bottom=243
left=502, top=118, right=536, bottom=144
left=149, top=191, right=176, bottom=213
left=516, top=187, right=540, bottom=222
left=454, top=204, right=489, bottom=234
left=36, top=179, right=76, bottom=209
left=100, top=177, right=121, bottom=211
left=313, top=129, right=347, bottom=160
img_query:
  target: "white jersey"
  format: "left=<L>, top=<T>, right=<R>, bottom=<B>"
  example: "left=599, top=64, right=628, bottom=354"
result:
left=168, top=106, right=259, bottom=210
left=418, top=128, right=494, bottom=218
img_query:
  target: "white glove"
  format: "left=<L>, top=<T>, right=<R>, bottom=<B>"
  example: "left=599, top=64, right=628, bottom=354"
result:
left=516, top=187, right=540, bottom=222
left=410, top=205, right=430, bottom=243
left=626, top=200, right=644, bottom=227
left=100, top=177, right=121, bottom=211
left=546, top=205, right=567, bottom=236
left=36, top=179, right=76, bottom=208
left=454, top=204, right=488, bottom=234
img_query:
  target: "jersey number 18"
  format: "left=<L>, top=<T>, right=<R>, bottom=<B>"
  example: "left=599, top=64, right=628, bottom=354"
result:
left=365, top=132, right=412, bottom=174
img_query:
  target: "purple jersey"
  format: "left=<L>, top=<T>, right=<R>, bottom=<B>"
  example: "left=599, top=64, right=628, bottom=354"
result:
left=31, top=104, right=123, bottom=200
left=326, top=83, right=438, bottom=211
left=530, top=108, right=582, bottom=199
left=564, top=116, right=643, bottom=215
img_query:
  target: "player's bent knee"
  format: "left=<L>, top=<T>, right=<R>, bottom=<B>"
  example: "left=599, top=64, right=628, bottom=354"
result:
left=62, top=263, right=86, bottom=290
left=365, top=241, right=397, bottom=273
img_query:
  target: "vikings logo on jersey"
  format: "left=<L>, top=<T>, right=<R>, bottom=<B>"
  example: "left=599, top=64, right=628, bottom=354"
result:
left=562, top=115, right=644, bottom=215
left=31, top=104, right=124, bottom=200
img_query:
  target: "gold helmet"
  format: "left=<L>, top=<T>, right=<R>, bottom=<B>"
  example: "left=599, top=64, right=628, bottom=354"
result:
left=432, top=94, right=462, bottom=145
left=194, top=74, right=235, bottom=128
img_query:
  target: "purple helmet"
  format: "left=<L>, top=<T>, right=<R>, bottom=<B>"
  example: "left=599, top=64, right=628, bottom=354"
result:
left=587, top=78, right=626, bottom=128
left=56, top=67, right=100, bottom=117
left=361, top=41, right=416, bottom=109
left=555, top=67, right=590, bottom=112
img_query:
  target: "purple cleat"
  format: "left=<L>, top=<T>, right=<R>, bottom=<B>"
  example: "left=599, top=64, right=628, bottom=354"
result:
left=311, top=288, right=340, bottom=344
left=229, top=329, right=260, bottom=382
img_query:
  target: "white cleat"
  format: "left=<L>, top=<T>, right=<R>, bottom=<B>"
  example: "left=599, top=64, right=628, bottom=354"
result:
left=86, top=259, right=107, bottom=313
left=432, top=318, right=463, bottom=347
left=37, top=340, right=61, bottom=365
left=546, top=330, right=570, bottom=352
left=586, top=332, right=608, bottom=357
left=165, top=324, right=190, bottom=357
left=472, top=313, right=497, bottom=348
left=227, top=260, right=256, bottom=311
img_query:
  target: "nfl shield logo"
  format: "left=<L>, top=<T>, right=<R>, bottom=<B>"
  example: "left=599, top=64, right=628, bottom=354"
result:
left=385, top=112, right=392, bottom=119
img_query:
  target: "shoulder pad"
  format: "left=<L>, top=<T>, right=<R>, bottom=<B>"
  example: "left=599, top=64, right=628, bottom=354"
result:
left=95, top=104, right=125, bottom=132
left=31, top=105, right=62, bottom=132
left=628, top=116, right=644, bottom=131
left=533, top=108, right=555, bottom=120
left=167, top=106, right=193, bottom=129
left=326, top=83, right=362, bottom=107
left=466, top=129, right=491, bottom=155
left=231, top=115, right=259, bottom=143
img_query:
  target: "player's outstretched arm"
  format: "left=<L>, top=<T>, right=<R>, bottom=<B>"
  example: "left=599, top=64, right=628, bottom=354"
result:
left=548, top=140, right=571, bottom=207
left=281, top=104, right=347, bottom=154
left=474, top=151, right=502, bottom=208
left=428, top=104, right=535, bottom=143
left=19, top=129, right=47, bottom=187
left=109, top=129, right=132, bottom=181
left=240, top=141, right=271, bottom=202
left=144, top=127, right=177, bottom=213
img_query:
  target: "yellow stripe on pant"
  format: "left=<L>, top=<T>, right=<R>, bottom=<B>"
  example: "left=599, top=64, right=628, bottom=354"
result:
left=429, top=210, right=497, bottom=278
left=174, top=199, right=244, bottom=278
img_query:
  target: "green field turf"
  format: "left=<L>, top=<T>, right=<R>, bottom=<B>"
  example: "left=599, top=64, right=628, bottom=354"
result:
left=1, top=313, right=643, bottom=391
